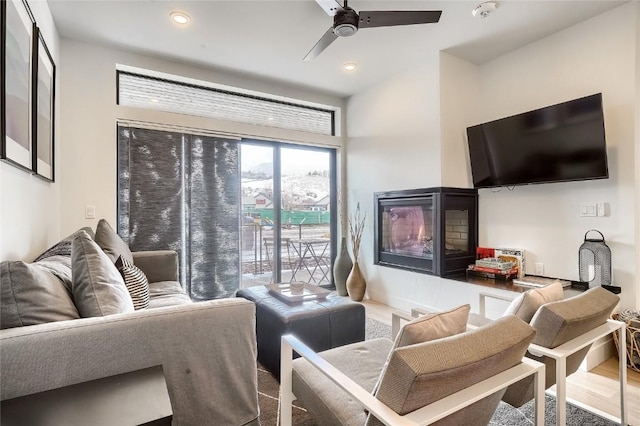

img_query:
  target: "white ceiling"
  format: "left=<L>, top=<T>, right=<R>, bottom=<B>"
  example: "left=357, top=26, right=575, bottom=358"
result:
left=47, top=0, right=626, bottom=98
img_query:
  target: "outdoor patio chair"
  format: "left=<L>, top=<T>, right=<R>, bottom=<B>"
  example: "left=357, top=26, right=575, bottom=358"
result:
left=263, top=237, right=294, bottom=283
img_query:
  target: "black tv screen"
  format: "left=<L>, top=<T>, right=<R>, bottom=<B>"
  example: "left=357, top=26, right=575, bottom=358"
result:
left=466, top=93, right=608, bottom=188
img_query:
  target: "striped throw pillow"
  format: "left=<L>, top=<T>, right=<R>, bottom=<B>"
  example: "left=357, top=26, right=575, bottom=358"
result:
left=115, top=256, right=150, bottom=310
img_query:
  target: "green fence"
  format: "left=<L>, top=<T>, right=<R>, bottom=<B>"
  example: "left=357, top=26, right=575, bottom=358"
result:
left=244, top=209, right=330, bottom=225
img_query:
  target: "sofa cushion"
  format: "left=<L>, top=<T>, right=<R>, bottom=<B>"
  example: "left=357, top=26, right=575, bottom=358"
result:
left=1, top=259, right=80, bottom=329
left=94, top=219, right=133, bottom=264
left=33, top=227, right=95, bottom=262
left=504, top=281, right=564, bottom=323
left=147, top=281, right=192, bottom=308
left=115, top=256, right=150, bottom=310
left=71, top=231, right=135, bottom=317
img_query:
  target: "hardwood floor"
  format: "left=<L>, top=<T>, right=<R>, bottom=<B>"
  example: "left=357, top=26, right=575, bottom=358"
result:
left=362, top=299, right=640, bottom=425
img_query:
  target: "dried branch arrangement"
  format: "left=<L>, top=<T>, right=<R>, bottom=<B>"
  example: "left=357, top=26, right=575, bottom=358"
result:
left=348, top=202, right=366, bottom=263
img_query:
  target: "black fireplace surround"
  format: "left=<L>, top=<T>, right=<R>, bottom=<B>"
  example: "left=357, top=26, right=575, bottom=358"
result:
left=374, top=187, right=478, bottom=277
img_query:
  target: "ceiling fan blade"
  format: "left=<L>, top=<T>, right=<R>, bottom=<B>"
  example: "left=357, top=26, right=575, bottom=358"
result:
left=358, top=10, right=442, bottom=28
left=313, top=0, right=343, bottom=17
left=303, top=27, right=338, bottom=61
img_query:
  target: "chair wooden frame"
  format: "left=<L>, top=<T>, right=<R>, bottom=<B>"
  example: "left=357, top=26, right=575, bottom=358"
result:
left=280, top=334, right=546, bottom=426
left=476, top=291, right=629, bottom=426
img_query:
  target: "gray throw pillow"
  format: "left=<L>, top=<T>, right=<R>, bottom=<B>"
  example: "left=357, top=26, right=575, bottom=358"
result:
left=71, top=230, right=134, bottom=317
left=1, top=260, right=80, bottom=329
left=33, top=227, right=95, bottom=262
left=94, top=219, right=133, bottom=264
left=115, top=255, right=150, bottom=310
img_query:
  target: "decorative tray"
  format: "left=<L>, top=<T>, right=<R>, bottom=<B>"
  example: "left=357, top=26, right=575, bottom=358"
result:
left=266, top=282, right=330, bottom=303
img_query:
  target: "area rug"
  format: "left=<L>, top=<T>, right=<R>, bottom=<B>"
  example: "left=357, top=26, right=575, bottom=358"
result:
left=258, top=318, right=616, bottom=426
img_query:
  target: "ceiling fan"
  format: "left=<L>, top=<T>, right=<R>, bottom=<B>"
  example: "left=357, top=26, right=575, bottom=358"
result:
left=304, top=0, right=442, bottom=61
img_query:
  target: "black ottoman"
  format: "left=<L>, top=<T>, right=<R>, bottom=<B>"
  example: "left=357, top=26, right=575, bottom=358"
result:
left=236, top=286, right=365, bottom=378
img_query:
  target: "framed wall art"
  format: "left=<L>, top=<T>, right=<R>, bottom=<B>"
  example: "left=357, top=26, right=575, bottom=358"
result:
left=1, top=0, right=36, bottom=173
left=33, top=27, right=55, bottom=181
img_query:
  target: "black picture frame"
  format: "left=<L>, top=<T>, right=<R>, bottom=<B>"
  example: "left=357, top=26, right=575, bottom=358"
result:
left=1, top=0, right=35, bottom=174
left=32, top=27, right=55, bottom=181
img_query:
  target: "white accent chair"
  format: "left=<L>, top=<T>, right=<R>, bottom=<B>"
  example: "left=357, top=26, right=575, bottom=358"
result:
left=280, top=315, right=545, bottom=426
left=469, top=286, right=627, bottom=426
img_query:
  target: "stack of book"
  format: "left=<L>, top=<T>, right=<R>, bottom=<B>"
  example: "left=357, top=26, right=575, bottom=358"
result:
left=467, top=257, right=519, bottom=280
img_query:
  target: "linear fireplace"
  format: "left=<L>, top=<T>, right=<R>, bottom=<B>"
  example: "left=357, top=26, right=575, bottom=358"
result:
left=374, top=187, right=478, bottom=277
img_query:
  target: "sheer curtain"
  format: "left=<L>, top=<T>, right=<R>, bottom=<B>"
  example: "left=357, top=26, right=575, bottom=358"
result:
left=117, top=125, right=240, bottom=300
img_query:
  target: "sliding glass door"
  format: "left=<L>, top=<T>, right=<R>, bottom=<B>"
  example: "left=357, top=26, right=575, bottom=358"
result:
left=240, top=141, right=336, bottom=288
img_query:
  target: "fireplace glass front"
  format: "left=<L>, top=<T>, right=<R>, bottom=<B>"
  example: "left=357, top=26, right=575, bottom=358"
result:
left=379, top=197, right=435, bottom=271
left=375, top=187, right=478, bottom=276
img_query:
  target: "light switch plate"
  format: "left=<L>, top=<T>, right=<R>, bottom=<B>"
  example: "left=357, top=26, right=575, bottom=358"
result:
left=580, top=203, right=596, bottom=217
left=85, top=205, right=96, bottom=219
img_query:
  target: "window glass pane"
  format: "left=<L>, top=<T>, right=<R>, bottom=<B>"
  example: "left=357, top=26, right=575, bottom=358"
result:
left=240, top=143, right=333, bottom=287
left=282, top=148, right=331, bottom=286
left=118, top=73, right=334, bottom=135
left=241, top=144, right=274, bottom=288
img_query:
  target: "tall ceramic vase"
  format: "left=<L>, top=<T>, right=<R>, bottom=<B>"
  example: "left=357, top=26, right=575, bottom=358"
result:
left=346, top=261, right=366, bottom=302
left=333, top=237, right=352, bottom=297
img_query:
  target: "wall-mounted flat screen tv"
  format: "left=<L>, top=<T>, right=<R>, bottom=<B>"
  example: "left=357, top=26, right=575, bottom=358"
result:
left=466, top=93, right=608, bottom=189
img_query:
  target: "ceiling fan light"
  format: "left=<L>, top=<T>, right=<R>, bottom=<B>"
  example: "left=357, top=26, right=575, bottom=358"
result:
left=334, top=23, right=357, bottom=37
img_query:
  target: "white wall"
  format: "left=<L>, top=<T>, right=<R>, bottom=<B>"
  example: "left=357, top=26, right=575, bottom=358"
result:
left=346, top=3, right=639, bottom=313
left=439, top=52, right=480, bottom=188
left=635, top=2, right=640, bottom=310
left=58, top=40, right=345, bottom=237
left=0, top=1, right=60, bottom=261
left=346, top=55, right=479, bottom=313
left=476, top=4, right=637, bottom=310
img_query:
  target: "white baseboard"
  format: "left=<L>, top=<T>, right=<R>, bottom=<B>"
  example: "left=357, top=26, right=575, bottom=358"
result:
left=366, top=289, right=440, bottom=314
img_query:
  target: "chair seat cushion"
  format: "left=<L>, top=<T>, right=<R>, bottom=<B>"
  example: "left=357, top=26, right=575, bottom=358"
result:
left=394, top=304, right=470, bottom=348
left=503, top=281, right=564, bottom=323
left=292, top=338, right=393, bottom=426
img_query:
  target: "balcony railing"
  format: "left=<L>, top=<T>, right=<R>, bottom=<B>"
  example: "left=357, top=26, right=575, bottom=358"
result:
left=241, top=223, right=331, bottom=285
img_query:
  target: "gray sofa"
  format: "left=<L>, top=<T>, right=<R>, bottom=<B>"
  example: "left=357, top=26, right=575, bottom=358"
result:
left=0, top=228, right=259, bottom=425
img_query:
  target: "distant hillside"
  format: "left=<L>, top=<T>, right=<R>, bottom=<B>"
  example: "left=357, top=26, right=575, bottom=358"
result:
left=242, top=162, right=273, bottom=179
left=242, top=174, right=329, bottom=209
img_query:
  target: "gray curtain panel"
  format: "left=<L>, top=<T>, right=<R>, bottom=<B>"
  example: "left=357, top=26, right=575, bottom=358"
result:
left=117, top=126, right=240, bottom=300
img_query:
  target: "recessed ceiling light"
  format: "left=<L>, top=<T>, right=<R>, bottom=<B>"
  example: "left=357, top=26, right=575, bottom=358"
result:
left=343, top=62, right=358, bottom=72
left=150, top=99, right=159, bottom=103
left=170, top=11, right=191, bottom=25
left=267, top=117, right=275, bottom=121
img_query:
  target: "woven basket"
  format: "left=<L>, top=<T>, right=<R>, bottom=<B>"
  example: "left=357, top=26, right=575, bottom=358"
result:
left=612, top=312, right=640, bottom=373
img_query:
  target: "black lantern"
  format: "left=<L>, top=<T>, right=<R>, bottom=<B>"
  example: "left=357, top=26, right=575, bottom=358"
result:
left=578, top=230, right=611, bottom=288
